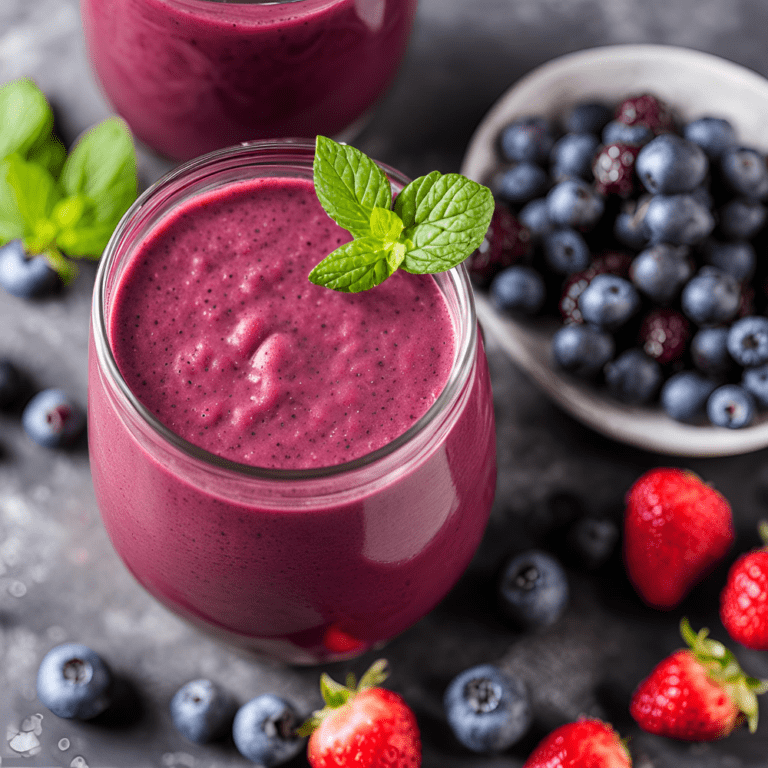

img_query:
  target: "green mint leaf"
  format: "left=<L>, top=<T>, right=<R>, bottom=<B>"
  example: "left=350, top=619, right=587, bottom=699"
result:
left=29, top=136, right=66, bottom=177
left=308, top=237, right=394, bottom=293
left=43, top=246, right=79, bottom=285
left=0, top=175, right=27, bottom=244
left=313, top=135, right=392, bottom=238
left=369, top=206, right=403, bottom=244
left=0, top=78, right=54, bottom=161
left=2, top=155, right=61, bottom=237
left=394, top=171, right=494, bottom=273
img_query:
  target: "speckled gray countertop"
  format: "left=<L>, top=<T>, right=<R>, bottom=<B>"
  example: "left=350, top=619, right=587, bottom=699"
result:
left=3, top=1, right=768, bottom=766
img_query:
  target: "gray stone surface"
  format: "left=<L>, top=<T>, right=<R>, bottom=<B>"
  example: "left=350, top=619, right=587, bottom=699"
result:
left=2, top=0, right=768, bottom=766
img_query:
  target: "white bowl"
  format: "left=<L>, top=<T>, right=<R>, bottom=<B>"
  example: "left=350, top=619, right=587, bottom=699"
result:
left=461, top=44, right=768, bottom=457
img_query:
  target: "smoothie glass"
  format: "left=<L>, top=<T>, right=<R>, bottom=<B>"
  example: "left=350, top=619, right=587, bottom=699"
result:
left=88, top=139, right=496, bottom=664
left=80, top=0, right=419, bottom=160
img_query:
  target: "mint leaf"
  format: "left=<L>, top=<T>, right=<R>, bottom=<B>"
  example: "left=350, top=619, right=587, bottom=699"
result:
left=313, top=135, right=392, bottom=238
left=0, top=78, right=54, bottom=161
left=308, top=237, right=394, bottom=293
left=370, top=206, right=403, bottom=244
left=3, top=155, right=61, bottom=235
left=0, top=175, right=26, bottom=244
left=29, top=136, right=66, bottom=177
left=394, top=171, right=494, bottom=274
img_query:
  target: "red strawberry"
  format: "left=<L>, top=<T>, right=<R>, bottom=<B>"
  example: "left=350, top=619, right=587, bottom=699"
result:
left=522, top=717, right=630, bottom=768
left=624, top=467, right=734, bottom=609
left=630, top=618, right=768, bottom=740
left=300, top=660, right=421, bottom=768
left=720, top=522, right=768, bottom=650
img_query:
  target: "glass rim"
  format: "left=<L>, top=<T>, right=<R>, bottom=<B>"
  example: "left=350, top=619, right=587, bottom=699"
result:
left=92, top=138, right=478, bottom=482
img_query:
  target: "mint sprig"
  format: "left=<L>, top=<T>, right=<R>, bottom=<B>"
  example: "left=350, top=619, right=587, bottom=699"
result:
left=309, top=136, right=493, bottom=293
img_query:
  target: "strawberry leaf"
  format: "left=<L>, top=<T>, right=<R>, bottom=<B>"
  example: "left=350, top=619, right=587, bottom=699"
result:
left=319, top=672, right=352, bottom=708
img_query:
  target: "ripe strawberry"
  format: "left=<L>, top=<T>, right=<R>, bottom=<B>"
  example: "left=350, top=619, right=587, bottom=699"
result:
left=630, top=618, right=768, bottom=740
left=720, top=521, right=768, bottom=650
left=522, top=717, right=630, bottom=768
left=624, top=467, right=734, bottom=609
left=299, top=660, right=421, bottom=768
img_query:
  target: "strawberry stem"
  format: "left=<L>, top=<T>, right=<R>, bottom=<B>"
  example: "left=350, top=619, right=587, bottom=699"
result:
left=758, top=520, right=768, bottom=547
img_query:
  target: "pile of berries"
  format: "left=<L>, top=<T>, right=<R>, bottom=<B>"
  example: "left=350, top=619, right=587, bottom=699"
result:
left=469, top=92, right=768, bottom=428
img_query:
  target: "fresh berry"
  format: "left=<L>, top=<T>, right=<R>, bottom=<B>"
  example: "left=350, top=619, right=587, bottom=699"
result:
left=443, top=664, right=532, bottom=753
left=490, top=265, right=545, bottom=315
left=720, top=146, right=768, bottom=199
left=707, top=384, right=756, bottom=429
left=36, top=643, right=113, bottom=720
left=638, top=308, right=690, bottom=365
left=495, top=163, right=550, bottom=205
left=542, top=228, right=591, bottom=275
left=681, top=267, right=741, bottom=326
left=615, top=93, right=676, bottom=133
left=623, top=467, right=734, bottom=609
left=720, top=522, right=768, bottom=650
left=629, top=243, right=693, bottom=304
left=742, top=364, right=768, bottom=407
left=644, top=193, right=715, bottom=245
left=558, top=252, right=632, bottom=324
left=499, top=116, right=557, bottom=164
left=550, top=132, right=600, bottom=181
left=301, top=660, right=421, bottom=768
left=0, top=240, right=59, bottom=298
left=497, top=549, right=569, bottom=628
left=630, top=618, right=768, bottom=740
left=602, top=120, right=654, bottom=147
left=233, top=694, right=305, bottom=766
left=564, top=101, right=613, bottom=135
left=691, top=326, right=734, bottom=376
left=717, top=197, right=767, bottom=240
left=170, top=679, right=236, bottom=745
left=701, top=239, right=756, bottom=282
left=636, top=134, right=708, bottom=195
left=0, top=357, right=23, bottom=408
left=684, top=116, right=737, bottom=159
left=614, top=196, right=651, bottom=249
left=660, top=371, right=717, bottom=423
left=522, top=718, right=631, bottom=768
left=546, top=178, right=605, bottom=230
left=518, top=197, right=552, bottom=240
left=577, top=274, right=640, bottom=331
left=727, top=315, right=768, bottom=367
left=592, top=142, right=640, bottom=197
left=566, top=516, right=619, bottom=569
left=22, top=388, right=86, bottom=448
left=551, top=324, right=615, bottom=378
left=467, top=203, right=531, bottom=287
left=604, top=348, right=663, bottom=405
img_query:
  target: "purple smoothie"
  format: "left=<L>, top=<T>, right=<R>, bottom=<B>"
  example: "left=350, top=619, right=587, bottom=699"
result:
left=81, top=0, right=418, bottom=160
left=88, top=147, right=496, bottom=662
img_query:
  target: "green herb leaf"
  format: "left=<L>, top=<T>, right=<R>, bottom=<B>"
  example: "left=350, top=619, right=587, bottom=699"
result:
left=0, top=78, right=54, bottom=161
left=370, top=206, right=404, bottom=244
left=308, top=237, right=395, bottom=293
left=313, top=135, right=392, bottom=238
left=29, top=136, right=66, bottom=178
left=3, top=155, right=61, bottom=236
left=0, top=175, right=26, bottom=244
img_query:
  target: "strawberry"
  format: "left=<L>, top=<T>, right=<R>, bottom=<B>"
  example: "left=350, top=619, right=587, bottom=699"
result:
left=720, top=521, right=768, bottom=650
left=624, top=467, right=734, bottom=609
left=521, top=717, right=631, bottom=768
left=299, top=660, right=421, bottom=768
left=630, top=618, right=768, bottom=740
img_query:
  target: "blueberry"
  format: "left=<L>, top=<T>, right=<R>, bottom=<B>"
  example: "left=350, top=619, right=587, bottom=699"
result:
left=684, top=116, right=737, bottom=159
left=564, top=101, right=613, bottom=135
left=601, top=120, right=654, bottom=147
left=691, top=326, right=734, bottom=376
left=495, top=163, right=550, bottom=205
left=546, top=178, right=604, bottom=230
left=22, top=388, right=86, bottom=448
left=542, top=228, right=591, bottom=275
left=518, top=198, right=552, bottom=240
left=0, top=358, right=23, bottom=408
left=0, top=240, right=59, bottom=298
left=604, top=348, right=663, bottom=405
left=727, top=316, right=768, bottom=367
left=636, top=134, right=708, bottom=195
left=718, top=197, right=767, bottom=240
left=707, top=384, right=756, bottom=428
left=743, top=364, right=768, bottom=407
left=499, top=116, right=557, bottom=164
left=232, top=694, right=304, bottom=766
left=550, top=133, right=600, bottom=180
left=681, top=268, right=741, bottom=326
left=644, top=194, right=715, bottom=245
left=701, top=239, right=756, bottom=282
left=613, top=197, right=651, bottom=250
left=36, top=643, right=112, bottom=720
left=551, top=324, right=615, bottom=378
left=720, top=146, right=768, bottom=199
left=566, top=516, right=619, bottom=569
left=660, top=371, right=717, bottom=423
left=577, top=274, right=640, bottom=330
left=497, top=549, right=569, bottom=628
left=443, top=664, right=532, bottom=753
left=490, top=265, right=545, bottom=315
left=629, top=243, right=693, bottom=304
left=170, top=679, right=236, bottom=744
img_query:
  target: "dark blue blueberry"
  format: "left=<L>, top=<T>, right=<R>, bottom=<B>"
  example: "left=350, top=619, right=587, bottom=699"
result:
left=546, top=178, right=604, bottom=230
left=0, top=240, right=59, bottom=298
left=690, top=185, right=714, bottom=210
left=490, top=265, right=545, bottom=315
left=36, top=643, right=112, bottom=720
left=22, top=388, right=86, bottom=448
left=684, top=116, right=737, bottom=159
left=707, top=384, right=756, bottom=428
left=497, top=549, right=569, bottom=628
left=566, top=516, right=619, bottom=569
left=660, top=371, right=717, bottom=423
left=701, top=239, right=756, bottom=282
left=613, top=198, right=650, bottom=250
left=550, top=133, right=600, bottom=180
left=636, top=134, right=708, bottom=195
left=0, top=358, right=23, bottom=408
left=743, top=364, right=768, bottom=408
left=629, top=243, right=693, bottom=304
left=718, top=197, right=767, bottom=241
left=499, top=116, right=557, bottom=164
left=577, top=274, right=640, bottom=330
left=495, top=163, right=550, bottom=205
left=604, top=348, right=663, bottom=405
left=564, top=101, right=613, bottom=135
left=518, top=198, right=552, bottom=240
left=727, top=316, right=768, bottom=367
left=691, top=326, right=734, bottom=376
left=170, top=679, right=236, bottom=744
left=443, top=664, right=532, bottom=754
left=681, top=268, right=741, bottom=326
left=601, top=120, right=654, bottom=147
left=721, top=146, right=768, bottom=199
left=542, top=228, right=591, bottom=275
left=551, top=324, right=615, bottom=378
left=644, top=194, right=715, bottom=245
left=232, top=694, right=304, bottom=766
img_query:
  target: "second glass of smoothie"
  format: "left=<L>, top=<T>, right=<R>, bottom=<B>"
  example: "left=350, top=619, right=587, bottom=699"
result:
left=88, top=139, right=496, bottom=664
